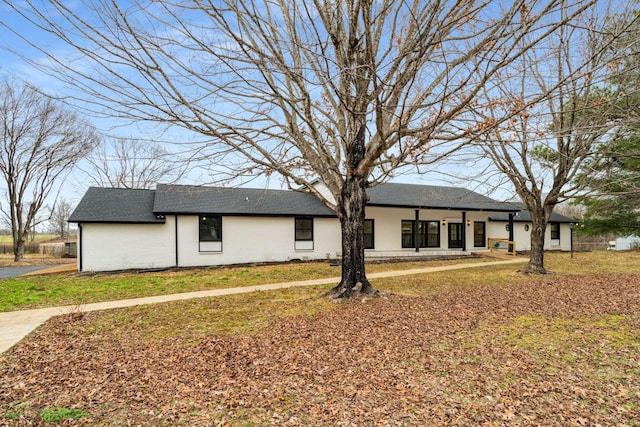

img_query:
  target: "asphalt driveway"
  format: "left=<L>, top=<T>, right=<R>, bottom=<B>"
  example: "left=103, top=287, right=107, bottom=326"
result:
left=0, top=265, right=58, bottom=279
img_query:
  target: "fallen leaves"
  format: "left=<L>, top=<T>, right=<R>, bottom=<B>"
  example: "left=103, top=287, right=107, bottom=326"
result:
left=1, top=273, right=639, bottom=425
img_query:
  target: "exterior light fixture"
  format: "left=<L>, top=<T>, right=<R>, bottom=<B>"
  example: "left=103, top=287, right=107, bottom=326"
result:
left=441, top=219, right=447, bottom=226
left=466, top=219, right=471, bottom=226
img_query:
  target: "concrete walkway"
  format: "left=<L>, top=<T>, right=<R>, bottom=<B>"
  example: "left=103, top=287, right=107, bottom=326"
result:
left=0, top=258, right=527, bottom=354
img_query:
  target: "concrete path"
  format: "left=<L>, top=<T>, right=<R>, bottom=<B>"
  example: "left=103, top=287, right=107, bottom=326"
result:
left=0, top=258, right=527, bottom=355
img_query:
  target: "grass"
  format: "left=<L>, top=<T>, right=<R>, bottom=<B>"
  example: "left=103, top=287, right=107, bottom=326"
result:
left=0, top=253, right=76, bottom=268
left=40, top=407, right=89, bottom=423
left=0, top=234, right=60, bottom=245
left=1, top=251, right=638, bottom=312
left=8, top=250, right=632, bottom=343
left=2, top=250, right=639, bottom=425
left=0, top=255, right=497, bottom=312
left=69, top=250, right=640, bottom=346
left=86, top=286, right=338, bottom=345
left=375, top=249, right=640, bottom=295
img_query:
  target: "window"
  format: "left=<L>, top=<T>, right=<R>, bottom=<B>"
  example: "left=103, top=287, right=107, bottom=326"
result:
left=402, top=220, right=440, bottom=248
left=199, top=215, right=222, bottom=252
left=424, top=221, right=439, bottom=247
left=295, top=217, right=313, bottom=240
left=295, top=217, right=314, bottom=250
left=402, top=220, right=414, bottom=248
left=364, top=219, right=374, bottom=249
left=550, top=222, right=560, bottom=240
left=473, top=222, right=486, bottom=247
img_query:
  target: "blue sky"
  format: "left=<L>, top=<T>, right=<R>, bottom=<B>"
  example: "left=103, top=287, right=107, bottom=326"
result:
left=0, top=0, right=554, bottom=215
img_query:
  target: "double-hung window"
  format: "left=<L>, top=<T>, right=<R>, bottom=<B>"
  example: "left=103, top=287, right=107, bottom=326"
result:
left=473, top=222, right=486, bottom=247
left=199, top=215, right=222, bottom=252
left=550, top=222, right=560, bottom=240
left=364, top=219, right=375, bottom=249
left=295, top=217, right=314, bottom=250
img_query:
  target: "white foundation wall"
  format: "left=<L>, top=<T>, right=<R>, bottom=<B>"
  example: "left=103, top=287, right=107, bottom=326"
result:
left=79, top=220, right=176, bottom=272
left=177, top=215, right=342, bottom=267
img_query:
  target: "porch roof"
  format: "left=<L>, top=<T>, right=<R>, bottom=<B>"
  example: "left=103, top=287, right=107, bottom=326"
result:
left=489, top=209, right=576, bottom=223
left=366, top=183, right=520, bottom=212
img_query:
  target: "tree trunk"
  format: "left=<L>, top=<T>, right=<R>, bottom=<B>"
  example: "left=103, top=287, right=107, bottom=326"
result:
left=522, top=214, right=548, bottom=274
left=325, top=174, right=377, bottom=299
left=13, top=237, right=25, bottom=262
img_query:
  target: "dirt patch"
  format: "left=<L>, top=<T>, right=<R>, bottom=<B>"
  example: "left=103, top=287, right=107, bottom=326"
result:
left=20, top=264, right=77, bottom=276
left=1, top=274, right=639, bottom=425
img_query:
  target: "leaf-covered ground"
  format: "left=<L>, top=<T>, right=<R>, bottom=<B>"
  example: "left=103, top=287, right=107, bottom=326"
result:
left=1, top=273, right=639, bottom=426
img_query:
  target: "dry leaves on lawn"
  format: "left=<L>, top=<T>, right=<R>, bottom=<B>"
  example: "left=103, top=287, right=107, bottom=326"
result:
left=1, top=273, right=639, bottom=426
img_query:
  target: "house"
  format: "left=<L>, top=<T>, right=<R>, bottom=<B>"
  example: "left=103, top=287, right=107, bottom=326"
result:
left=609, top=235, right=640, bottom=251
left=487, top=207, right=576, bottom=252
left=67, top=182, right=572, bottom=272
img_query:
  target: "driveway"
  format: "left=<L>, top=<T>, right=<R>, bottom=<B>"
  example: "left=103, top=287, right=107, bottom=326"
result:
left=0, top=265, right=59, bottom=279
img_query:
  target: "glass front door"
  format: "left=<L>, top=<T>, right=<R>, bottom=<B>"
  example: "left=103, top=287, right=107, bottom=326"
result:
left=448, top=223, right=463, bottom=248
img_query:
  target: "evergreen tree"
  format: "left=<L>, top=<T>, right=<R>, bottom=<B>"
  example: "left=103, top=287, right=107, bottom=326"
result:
left=576, top=10, right=640, bottom=237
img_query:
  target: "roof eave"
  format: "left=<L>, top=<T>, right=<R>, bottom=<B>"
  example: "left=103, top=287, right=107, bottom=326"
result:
left=366, top=202, right=521, bottom=212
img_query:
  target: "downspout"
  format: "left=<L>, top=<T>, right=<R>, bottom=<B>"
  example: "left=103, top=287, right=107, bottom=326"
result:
left=461, top=211, right=467, bottom=252
left=414, top=209, right=420, bottom=252
left=175, top=215, right=179, bottom=267
left=78, top=224, right=83, bottom=272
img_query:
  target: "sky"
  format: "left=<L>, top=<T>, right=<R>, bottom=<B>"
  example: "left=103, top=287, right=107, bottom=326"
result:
left=1, top=0, right=603, bottom=220
left=0, top=1, right=213, bottom=208
left=0, top=0, right=465, bottom=212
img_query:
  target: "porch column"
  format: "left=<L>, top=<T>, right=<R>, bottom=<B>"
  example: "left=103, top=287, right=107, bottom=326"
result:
left=462, top=211, right=467, bottom=252
left=414, top=209, right=420, bottom=252
left=508, top=213, right=514, bottom=253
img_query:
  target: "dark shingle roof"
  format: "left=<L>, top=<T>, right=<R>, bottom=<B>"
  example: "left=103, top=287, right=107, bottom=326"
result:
left=68, top=187, right=165, bottom=223
left=489, top=209, right=576, bottom=223
left=153, top=184, right=335, bottom=217
left=367, top=183, right=520, bottom=212
left=69, top=182, right=522, bottom=224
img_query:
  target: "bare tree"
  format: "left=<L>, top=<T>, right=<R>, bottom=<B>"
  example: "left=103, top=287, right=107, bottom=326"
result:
left=48, top=199, right=74, bottom=239
left=0, top=79, right=98, bottom=261
left=464, top=3, right=637, bottom=273
left=3, top=0, right=595, bottom=294
left=79, top=137, right=186, bottom=189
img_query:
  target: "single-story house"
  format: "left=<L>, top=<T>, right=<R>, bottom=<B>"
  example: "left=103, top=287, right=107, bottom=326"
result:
left=68, top=182, right=574, bottom=272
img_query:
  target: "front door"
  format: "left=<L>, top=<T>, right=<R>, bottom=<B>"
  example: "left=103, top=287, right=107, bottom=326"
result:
left=448, top=223, right=463, bottom=248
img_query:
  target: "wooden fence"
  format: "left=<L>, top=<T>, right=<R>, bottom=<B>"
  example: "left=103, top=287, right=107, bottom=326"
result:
left=0, top=242, right=76, bottom=257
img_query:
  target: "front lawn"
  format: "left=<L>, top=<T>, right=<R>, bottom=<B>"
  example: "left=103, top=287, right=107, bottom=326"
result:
left=1, top=251, right=639, bottom=425
left=1, top=255, right=498, bottom=312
